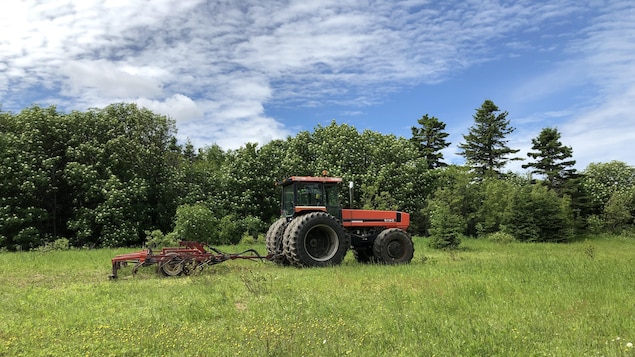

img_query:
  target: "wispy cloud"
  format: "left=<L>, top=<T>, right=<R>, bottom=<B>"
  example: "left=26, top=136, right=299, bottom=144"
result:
left=1, top=0, right=633, bottom=162
left=506, top=0, right=635, bottom=170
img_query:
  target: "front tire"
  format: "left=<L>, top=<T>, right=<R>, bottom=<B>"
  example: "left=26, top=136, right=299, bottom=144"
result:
left=283, top=212, right=349, bottom=267
left=373, top=228, right=414, bottom=264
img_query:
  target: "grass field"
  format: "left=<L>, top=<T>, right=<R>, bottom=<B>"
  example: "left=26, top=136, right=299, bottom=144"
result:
left=1, top=236, right=635, bottom=356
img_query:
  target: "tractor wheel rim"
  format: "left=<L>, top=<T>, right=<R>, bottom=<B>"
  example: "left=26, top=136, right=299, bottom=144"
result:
left=387, top=240, right=404, bottom=259
left=304, top=224, right=339, bottom=261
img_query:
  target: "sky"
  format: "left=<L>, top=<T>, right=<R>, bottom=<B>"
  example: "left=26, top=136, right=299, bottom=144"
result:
left=1, top=0, right=634, bottom=172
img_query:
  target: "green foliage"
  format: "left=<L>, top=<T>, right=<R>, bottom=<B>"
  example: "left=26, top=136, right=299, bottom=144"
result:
left=0, top=106, right=59, bottom=250
left=603, top=187, right=635, bottom=231
left=170, top=207, right=261, bottom=246
left=522, top=127, right=576, bottom=192
left=458, top=100, right=522, bottom=178
left=582, top=161, right=635, bottom=211
left=484, top=231, right=516, bottom=244
left=410, top=114, right=451, bottom=169
left=428, top=187, right=464, bottom=249
left=240, top=215, right=266, bottom=240
left=0, top=104, right=179, bottom=249
left=239, top=234, right=258, bottom=245
left=503, top=185, right=574, bottom=242
left=1, top=103, right=632, bottom=249
left=428, top=166, right=481, bottom=237
left=581, top=161, right=635, bottom=232
left=218, top=214, right=244, bottom=245
left=52, top=238, right=71, bottom=251
left=172, top=204, right=219, bottom=244
left=34, top=238, right=71, bottom=252
left=475, top=178, right=519, bottom=236
left=144, top=229, right=178, bottom=248
left=14, top=227, right=43, bottom=250
left=586, top=214, right=605, bottom=235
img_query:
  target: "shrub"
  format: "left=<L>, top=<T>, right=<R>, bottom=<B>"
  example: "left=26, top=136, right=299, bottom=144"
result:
left=428, top=201, right=462, bottom=250
left=172, top=204, right=220, bottom=244
left=145, top=230, right=178, bottom=248
left=14, top=227, right=42, bottom=250
left=586, top=215, right=605, bottom=235
left=52, top=238, right=70, bottom=250
left=240, top=215, right=265, bottom=241
left=239, top=234, right=257, bottom=245
left=603, top=188, right=635, bottom=232
left=34, top=237, right=71, bottom=252
left=219, top=214, right=243, bottom=245
left=476, top=179, right=516, bottom=236
left=503, top=185, right=573, bottom=242
left=485, top=231, right=515, bottom=244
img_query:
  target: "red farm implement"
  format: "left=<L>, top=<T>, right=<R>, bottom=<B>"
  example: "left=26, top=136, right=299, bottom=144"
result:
left=109, top=241, right=271, bottom=279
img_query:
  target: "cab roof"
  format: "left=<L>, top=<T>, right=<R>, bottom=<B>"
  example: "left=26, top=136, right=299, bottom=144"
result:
left=278, top=176, right=343, bottom=186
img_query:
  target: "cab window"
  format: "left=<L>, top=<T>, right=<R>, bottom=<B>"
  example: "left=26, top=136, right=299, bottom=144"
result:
left=296, top=183, right=323, bottom=206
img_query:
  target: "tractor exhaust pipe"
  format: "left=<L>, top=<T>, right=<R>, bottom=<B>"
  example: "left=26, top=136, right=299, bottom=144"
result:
left=349, top=181, right=354, bottom=209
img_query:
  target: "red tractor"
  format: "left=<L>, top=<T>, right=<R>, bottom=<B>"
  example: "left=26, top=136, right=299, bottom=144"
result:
left=266, top=175, right=414, bottom=267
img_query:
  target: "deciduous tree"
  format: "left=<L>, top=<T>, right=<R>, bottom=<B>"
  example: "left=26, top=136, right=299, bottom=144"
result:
left=582, top=161, right=635, bottom=214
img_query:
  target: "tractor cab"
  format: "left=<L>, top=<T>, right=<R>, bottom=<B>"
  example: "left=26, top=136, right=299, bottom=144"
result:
left=278, top=176, right=342, bottom=220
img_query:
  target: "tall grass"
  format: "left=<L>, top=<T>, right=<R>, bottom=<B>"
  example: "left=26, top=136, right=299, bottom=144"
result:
left=1, top=237, right=634, bottom=356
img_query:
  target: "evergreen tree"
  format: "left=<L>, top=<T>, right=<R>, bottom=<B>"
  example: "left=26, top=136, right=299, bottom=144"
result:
left=503, top=184, right=573, bottom=242
left=522, top=127, right=576, bottom=191
left=457, top=100, right=521, bottom=177
left=410, top=114, right=451, bottom=169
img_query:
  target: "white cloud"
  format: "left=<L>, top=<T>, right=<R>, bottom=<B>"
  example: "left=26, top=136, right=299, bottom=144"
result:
left=548, top=1, right=634, bottom=169
left=136, top=94, right=202, bottom=122
left=495, top=0, right=635, bottom=172
left=177, top=113, right=289, bottom=149
left=61, top=59, right=165, bottom=98
left=2, top=0, right=633, bottom=166
left=562, top=86, right=635, bottom=169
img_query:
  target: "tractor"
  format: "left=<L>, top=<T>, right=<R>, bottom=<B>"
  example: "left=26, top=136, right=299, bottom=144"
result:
left=266, top=175, right=414, bottom=267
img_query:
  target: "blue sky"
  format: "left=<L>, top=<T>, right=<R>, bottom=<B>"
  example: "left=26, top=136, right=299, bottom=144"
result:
left=1, top=0, right=634, bottom=172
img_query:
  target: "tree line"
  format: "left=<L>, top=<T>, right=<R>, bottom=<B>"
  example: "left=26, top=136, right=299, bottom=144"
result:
left=1, top=101, right=634, bottom=250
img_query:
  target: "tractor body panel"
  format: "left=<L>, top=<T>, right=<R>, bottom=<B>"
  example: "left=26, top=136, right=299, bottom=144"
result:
left=341, top=209, right=410, bottom=231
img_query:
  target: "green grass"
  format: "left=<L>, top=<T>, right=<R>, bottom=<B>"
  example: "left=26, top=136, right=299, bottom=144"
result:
left=1, top=237, right=635, bottom=356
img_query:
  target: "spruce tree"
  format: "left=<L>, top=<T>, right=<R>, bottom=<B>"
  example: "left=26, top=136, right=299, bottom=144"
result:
left=410, top=114, right=451, bottom=169
left=458, top=100, right=521, bottom=177
left=522, top=127, right=576, bottom=191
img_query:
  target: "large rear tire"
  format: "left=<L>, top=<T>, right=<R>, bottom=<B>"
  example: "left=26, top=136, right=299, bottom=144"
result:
left=373, top=228, right=414, bottom=264
left=283, top=212, right=349, bottom=267
left=266, top=217, right=290, bottom=266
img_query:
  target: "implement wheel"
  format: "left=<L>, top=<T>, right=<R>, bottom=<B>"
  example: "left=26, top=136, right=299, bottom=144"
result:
left=373, top=228, right=414, bottom=264
left=160, top=253, right=184, bottom=276
left=266, top=217, right=290, bottom=266
left=283, top=212, right=349, bottom=267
